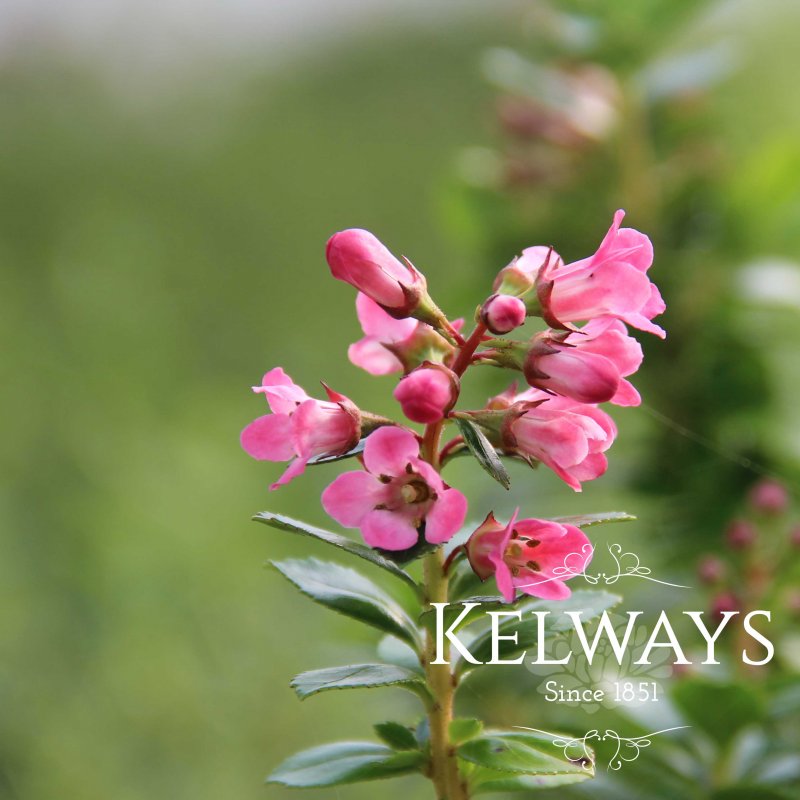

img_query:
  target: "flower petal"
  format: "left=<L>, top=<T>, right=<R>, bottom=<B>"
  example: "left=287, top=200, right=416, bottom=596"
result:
left=363, top=426, right=420, bottom=476
left=240, top=414, right=294, bottom=461
left=360, top=509, right=420, bottom=550
left=355, top=293, right=417, bottom=340
left=322, top=471, right=386, bottom=528
left=424, top=488, right=468, bottom=544
left=269, top=457, right=309, bottom=491
left=348, top=336, right=404, bottom=375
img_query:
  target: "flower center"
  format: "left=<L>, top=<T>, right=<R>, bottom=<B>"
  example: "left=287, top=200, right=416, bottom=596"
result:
left=400, top=478, right=433, bottom=505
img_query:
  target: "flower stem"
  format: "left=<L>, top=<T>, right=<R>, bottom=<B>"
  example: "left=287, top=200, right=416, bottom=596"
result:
left=419, top=323, right=486, bottom=799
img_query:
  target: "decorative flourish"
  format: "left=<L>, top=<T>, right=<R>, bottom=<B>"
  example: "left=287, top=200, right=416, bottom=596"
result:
left=518, top=542, right=691, bottom=591
left=515, top=727, right=691, bottom=771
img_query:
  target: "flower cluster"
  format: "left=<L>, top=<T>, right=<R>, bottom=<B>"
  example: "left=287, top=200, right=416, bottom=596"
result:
left=242, top=211, right=663, bottom=602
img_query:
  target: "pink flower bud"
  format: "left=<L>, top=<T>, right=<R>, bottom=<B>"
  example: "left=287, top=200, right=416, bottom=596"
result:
left=748, top=479, right=789, bottom=515
left=710, top=591, right=740, bottom=622
left=697, top=555, right=725, bottom=585
left=465, top=510, right=593, bottom=601
left=393, top=364, right=459, bottom=424
left=327, top=229, right=418, bottom=311
left=481, top=294, right=527, bottom=334
left=726, top=520, right=757, bottom=550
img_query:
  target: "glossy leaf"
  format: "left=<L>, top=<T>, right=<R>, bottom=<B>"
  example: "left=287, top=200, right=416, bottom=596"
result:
left=271, top=558, right=420, bottom=647
left=548, top=511, right=636, bottom=528
left=455, top=417, right=511, bottom=489
left=449, top=718, right=483, bottom=744
left=291, top=663, right=429, bottom=703
left=460, top=729, right=593, bottom=780
left=458, top=590, right=621, bottom=674
left=254, top=511, right=418, bottom=592
left=267, top=741, right=423, bottom=787
left=374, top=722, right=419, bottom=751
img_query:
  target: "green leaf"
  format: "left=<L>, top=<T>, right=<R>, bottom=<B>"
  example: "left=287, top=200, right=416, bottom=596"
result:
left=460, top=729, right=593, bottom=780
left=458, top=590, right=621, bottom=675
left=710, top=789, right=793, bottom=800
left=672, top=679, right=764, bottom=747
left=291, top=663, right=429, bottom=703
left=267, top=741, right=423, bottom=787
left=455, top=417, right=511, bottom=489
left=449, top=718, right=484, bottom=744
left=470, top=770, right=592, bottom=793
left=374, top=722, right=419, bottom=751
left=271, top=558, right=421, bottom=647
left=306, top=439, right=366, bottom=464
left=254, top=512, right=418, bottom=592
left=548, top=511, right=636, bottom=528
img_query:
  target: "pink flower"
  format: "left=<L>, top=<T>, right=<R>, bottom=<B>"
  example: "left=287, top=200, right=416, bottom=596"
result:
left=348, top=293, right=458, bottom=376
left=481, top=294, right=527, bottom=334
left=465, top=510, right=593, bottom=601
left=393, top=365, right=458, bottom=424
left=748, top=479, right=789, bottom=515
left=327, top=228, right=423, bottom=313
left=322, top=427, right=467, bottom=550
left=240, top=368, right=360, bottom=490
left=504, top=389, right=617, bottom=491
left=525, top=318, right=643, bottom=406
left=522, top=210, right=665, bottom=337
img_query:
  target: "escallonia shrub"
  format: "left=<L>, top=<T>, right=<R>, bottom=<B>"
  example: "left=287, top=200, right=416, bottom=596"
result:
left=241, top=211, right=664, bottom=798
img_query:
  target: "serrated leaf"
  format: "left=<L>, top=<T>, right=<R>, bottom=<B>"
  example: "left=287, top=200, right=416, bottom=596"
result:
left=455, top=417, right=511, bottom=489
left=459, top=730, right=592, bottom=778
left=471, top=769, right=593, bottom=793
left=271, top=558, right=421, bottom=647
left=374, top=722, right=419, bottom=751
left=306, top=438, right=366, bottom=464
left=449, top=718, right=484, bottom=744
left=457, top=590, right=621, bottom=674
left=549, top=511, right=636, bottom=528
left=291, top=663, right=429, bottom=703
left=267, top=741, right=423, bottom=787
left=377, top=635, right=422, bottom=672
left=254, top=512, right=418, bottom=592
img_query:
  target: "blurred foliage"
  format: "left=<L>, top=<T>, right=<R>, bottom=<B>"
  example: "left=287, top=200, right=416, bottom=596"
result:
left=1, top=0, right=800, bottom=799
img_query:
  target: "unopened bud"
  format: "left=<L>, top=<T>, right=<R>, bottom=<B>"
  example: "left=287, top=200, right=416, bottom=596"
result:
left=697, top=555, right=725, bottom=585
left=748, top=479, right=789, bottom=515
left=726, top=520, right=757, bottom=550
left=393, top=364, right=459, bottom=424
left=481, top=294, right=527, bottom=334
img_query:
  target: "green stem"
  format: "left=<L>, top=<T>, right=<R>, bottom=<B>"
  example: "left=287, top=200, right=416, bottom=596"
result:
left=419, top=322, right=487, bottom=799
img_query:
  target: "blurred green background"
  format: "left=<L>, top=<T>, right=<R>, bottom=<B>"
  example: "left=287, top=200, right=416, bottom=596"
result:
left=2, top=1, right=800, bottom=799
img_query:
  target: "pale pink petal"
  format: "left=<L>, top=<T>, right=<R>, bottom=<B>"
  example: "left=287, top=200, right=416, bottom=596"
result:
left=253, top=369, right=310, bottom=414
left=613, top=227, right=653, bottom=272
left=355, top=293, right=416, bottom=340
left=642, top=283, right=666, bottom=318
left=621, top=312, right=666, bottom=339
left=535, top=350, right=619, bottom=405
left=360, top=509, right=420, bottom=550
left=491, top=556, right=516, bottom=602
left=348, top=336, right=404, bottom=375
left=322, top=471, right=386, bottom=527
left=517, top=575, right=572, bottom=600
left=270, top=457, right=309, bottom=491
left=611, top=378, right=641, bottom=407
left=240, top=414, right=294, bottom=461
left=424, top=488, right=468, bottom=544
left=569, top=452, right=608, bottom=483
left=592, top=208, right=625, bottom=263
left=292, top=399, right=355, bottom=457
left=363, top=426, right=420, bottom=476
left=411, top=459, right=445, bottom=492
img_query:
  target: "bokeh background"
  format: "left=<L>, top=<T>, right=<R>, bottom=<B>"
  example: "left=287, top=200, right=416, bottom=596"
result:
left=2, top=1, right=800, bottom=798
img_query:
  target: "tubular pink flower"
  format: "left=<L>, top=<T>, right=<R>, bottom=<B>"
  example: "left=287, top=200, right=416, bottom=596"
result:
left=533, top=210, right=665, bottom=337
left=393, top=365, right=458, bottom=424
left=240, top=368, right=360, bottom=490
left=525, top=318, right=643, bottom=406
left=481, top=294, right=527, bottom=334
left=465, top=510, right=593, bottom=601
left=322, top=427, right=467, bottom=550
left=502, top=388, right=617, bottom=491
left=347, top=294, right=461, bottom=376
left=327, top=229, right=416, bottom=309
